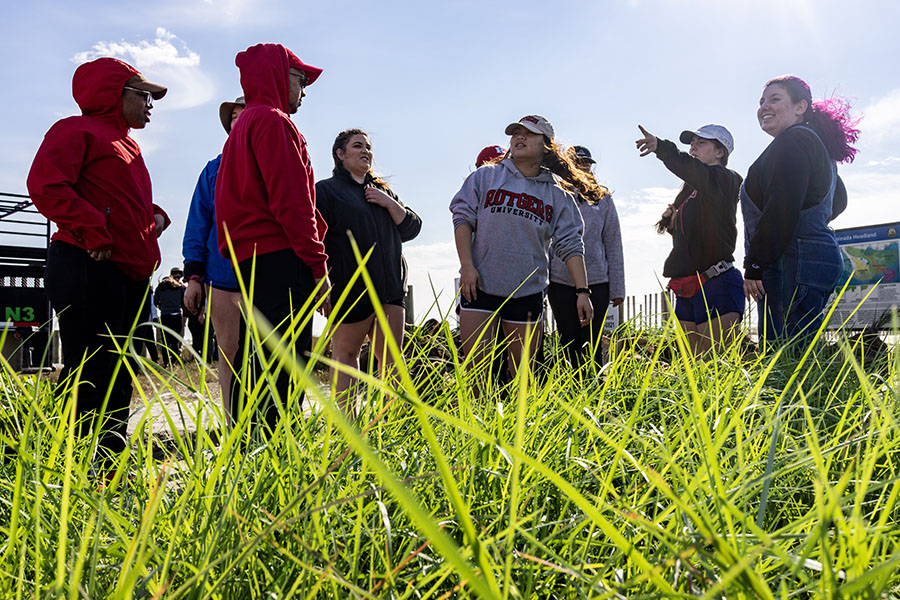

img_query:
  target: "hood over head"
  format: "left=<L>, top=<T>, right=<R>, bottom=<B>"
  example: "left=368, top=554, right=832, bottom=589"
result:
left=72, top=57, right=147, bottom=130
left=235, top=43, right=322, bottom=112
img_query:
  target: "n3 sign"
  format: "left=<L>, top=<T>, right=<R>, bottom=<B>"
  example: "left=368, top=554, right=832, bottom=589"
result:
left=5, top=306, right=36, bottom=323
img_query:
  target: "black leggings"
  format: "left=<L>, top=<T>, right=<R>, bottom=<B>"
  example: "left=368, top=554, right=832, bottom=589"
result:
left=547, top=281, right=610, bottom=368
left=158, top=313, right=183, bottom=366
left=232, top=250, right=316, bottom=434
left=45, top=241, right=149, bottom=462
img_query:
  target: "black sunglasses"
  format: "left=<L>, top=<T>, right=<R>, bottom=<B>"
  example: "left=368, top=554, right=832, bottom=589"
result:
left=123, top=86, right=153, bottom=105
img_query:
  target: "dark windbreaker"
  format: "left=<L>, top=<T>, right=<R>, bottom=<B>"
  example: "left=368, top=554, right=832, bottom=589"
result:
left=316, top=166, right=421, bottom=304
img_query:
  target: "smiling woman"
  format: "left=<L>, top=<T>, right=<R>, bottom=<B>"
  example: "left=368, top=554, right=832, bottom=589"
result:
left=741, top=74, right=860, bottom=348
left=316, top=128, right=422, bottom=409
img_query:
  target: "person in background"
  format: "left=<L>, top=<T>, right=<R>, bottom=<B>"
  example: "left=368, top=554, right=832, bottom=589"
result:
left=473, top=144, right=511, bottom=384
left=548, top=145, right=625, bottom=367
left=155, top=267, right=185, bottom=367
left=26, top=57, right=169, bottom=470
left=132, top=283, right=159, bottom=363
left=451, top=115, right=593, bottom=384
left=636, top=124, right=744, bottom=355
left=185, top=310, right=217, bottom=361
left=316, top=129, right=421, bottom=409
left=182, top=96, right=245, bottom=424
left=215, top=43, right=330, bottom=434
left=742, top=75, right=856, bottom=348
left=475, top=145, right=505, bottom=168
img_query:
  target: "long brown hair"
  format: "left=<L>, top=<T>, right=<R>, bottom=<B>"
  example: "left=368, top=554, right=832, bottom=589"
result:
left=331, top=128, right=389, bottom=187
left=541, top=141, right=610, bottom=204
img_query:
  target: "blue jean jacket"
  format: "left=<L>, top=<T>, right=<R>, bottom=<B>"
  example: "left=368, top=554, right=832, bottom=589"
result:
left=741, top=126, right=843, bottom=347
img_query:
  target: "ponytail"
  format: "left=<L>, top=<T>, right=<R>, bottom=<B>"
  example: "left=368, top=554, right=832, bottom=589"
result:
left=766, top=75, right=860, bottom=164
left=807, top=98, right=860, bottom=164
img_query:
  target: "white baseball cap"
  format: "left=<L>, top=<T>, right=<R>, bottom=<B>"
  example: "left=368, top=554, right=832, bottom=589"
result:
left=680, top=124, right=734, bottom=155
left=505, top=114, right=555, bottom=140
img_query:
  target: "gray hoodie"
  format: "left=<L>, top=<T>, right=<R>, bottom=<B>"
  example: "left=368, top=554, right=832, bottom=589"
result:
left=549, top=194, right=626, bottom=299
left=450, top=158, right=584, bottom=298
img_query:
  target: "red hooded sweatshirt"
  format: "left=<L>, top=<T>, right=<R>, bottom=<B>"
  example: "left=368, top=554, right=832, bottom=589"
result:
left=26, top=57, right=170, bottom=281
left=215, top=43, right=328, bottom=279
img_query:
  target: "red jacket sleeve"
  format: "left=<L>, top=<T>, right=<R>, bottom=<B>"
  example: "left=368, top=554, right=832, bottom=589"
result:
left=26, top=122, right=113, bottom=251
left=153, top=204, right=171, bottom=231
left=253, top=116, right=328, bottom=279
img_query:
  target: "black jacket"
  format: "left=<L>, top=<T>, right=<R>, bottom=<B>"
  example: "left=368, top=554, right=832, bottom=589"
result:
left=154, top=279, right=184, bottom=315
left=743, top=125, right=847, bottom=279
left=655, top=139, right=743, bottom=278
left=316, top=166, right=422, bottom=305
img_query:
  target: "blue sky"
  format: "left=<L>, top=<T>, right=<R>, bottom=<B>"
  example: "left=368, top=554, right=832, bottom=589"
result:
left=2, top=0, right=899, bottom=323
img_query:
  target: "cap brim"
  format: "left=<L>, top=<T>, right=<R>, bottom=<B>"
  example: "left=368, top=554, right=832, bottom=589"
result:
left=301, top=65, right=323, bottom=86
left=131, top=79, right=167, bottom=100
left=681, top=129, right=720, bottom=144
left=505, top=121, right=544, bottom=136
left=219, top=100, right=246, bottom=134
left=577, top=155, right=596, bottom=164
left=679, top=130, right=699, bottom=145
left=288, top=55, right=323, bottom=86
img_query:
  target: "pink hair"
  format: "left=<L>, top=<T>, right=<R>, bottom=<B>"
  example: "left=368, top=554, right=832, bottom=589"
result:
left=766, top=75, right=860, bottom=164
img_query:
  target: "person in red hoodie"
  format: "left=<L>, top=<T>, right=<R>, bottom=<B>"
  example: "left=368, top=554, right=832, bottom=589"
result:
left=27, top=57, right=170, bottom=466
left=215, top=43, right=329, bottom=433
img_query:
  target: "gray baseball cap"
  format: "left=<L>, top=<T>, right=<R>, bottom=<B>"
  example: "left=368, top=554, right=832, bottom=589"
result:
left=679, top=124, right=734, bottom=155
left=505, top=114, right=555, bottom=140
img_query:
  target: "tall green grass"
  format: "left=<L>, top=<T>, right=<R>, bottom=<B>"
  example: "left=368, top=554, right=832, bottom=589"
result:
left=1, top=276, right=899, bottom=598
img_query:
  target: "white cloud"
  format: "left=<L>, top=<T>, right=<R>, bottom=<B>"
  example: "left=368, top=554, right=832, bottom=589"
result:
left=864, top=156, right=900, bottom=168
left=616, top=188, right=682, bottom=299
left=72, top=28, right=215, bottom=111
left=860, top=88, right=900, bottom=144
left=620, top=186, right=678, bottom=208
left=834, top=168, right=900, bottom=229
left=404, top=241, right=461, bottom=322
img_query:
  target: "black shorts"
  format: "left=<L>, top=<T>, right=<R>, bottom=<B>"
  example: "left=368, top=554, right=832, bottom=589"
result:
left=333, top=293, right=405, bottom=324
left=459, top=290, right=543, bottom=324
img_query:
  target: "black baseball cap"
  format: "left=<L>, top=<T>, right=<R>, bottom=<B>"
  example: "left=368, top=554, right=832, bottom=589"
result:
left=572, top=145, right=595, bottom=164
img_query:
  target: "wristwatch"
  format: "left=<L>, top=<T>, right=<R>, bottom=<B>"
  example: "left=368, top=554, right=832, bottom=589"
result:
left=575, top=288, right=591, bottom=296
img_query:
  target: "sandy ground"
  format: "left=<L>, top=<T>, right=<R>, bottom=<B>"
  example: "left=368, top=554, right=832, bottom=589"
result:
left=127, top=362, right=221, bottom=439
left=125, top=358, right=327, bottom=444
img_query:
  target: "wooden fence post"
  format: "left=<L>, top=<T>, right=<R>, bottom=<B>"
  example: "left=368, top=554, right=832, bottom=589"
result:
left=405, top=285, right=414, bottom=325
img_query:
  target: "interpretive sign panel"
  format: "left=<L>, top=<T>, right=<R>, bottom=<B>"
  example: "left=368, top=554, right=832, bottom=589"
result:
left=828, top=222, right=900, bottom=329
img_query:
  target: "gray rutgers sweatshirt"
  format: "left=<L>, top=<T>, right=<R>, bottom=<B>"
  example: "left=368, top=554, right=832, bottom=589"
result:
left=450, top=158, right=584, bottom=298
